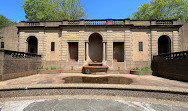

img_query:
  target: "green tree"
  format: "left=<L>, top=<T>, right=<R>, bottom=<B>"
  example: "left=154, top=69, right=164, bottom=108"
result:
left=22, top=0, right=86, bottom=21
left=131, top=0, right=188, bottom=22
left=0, top=15, right=16, bottom=29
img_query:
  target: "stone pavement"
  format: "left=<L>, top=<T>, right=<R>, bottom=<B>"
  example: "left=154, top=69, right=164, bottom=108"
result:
left=0, top=73, right=188, bottom=111
left=0, top=73, right=187, bottom=88
left=0, top=98, right=188, bottom=111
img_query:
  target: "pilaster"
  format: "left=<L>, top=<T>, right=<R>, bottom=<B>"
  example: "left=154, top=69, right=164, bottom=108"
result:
left=78, top=31, right=85, bottom=63
left=173, top=31, right=180, bottom=52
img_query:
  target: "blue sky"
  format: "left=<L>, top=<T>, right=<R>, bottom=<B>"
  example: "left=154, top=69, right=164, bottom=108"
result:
left=0, top=0, right=150, bottom=22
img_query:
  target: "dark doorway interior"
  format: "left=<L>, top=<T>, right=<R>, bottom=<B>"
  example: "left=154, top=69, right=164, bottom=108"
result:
left=113, top=42, right=124, bottom=62
left=158, top=35, right=171, bottom=54
left=89, top=33, right=103, bottom=62
left=68, top=42, right=78, bottom=62
left=27, top=36, right=38, bottom=54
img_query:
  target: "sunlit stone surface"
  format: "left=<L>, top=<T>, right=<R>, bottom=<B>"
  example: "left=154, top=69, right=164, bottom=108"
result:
left=0, top=99, right=187, bottom=111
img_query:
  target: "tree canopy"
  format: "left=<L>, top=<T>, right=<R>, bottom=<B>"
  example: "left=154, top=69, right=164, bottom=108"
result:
left=22, top=0, right=86, bottom=21
left=131, top=0, right=188, bottom=22
left=0, top=15, right=16, bottom=29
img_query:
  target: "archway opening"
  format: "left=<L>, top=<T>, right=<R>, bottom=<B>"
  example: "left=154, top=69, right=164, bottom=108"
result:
left=27, top=36, right=38, bottom=54
left=158, top=35, right=171, bottom=54
left=89, top=33, right=103, bottom=62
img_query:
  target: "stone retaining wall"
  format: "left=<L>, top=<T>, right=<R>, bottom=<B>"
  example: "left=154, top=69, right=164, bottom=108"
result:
left=0, top=49, right=41, bottom=81
left=152, top=51, right=188, bottom=81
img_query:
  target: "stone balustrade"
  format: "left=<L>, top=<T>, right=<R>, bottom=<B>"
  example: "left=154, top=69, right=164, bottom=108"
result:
left=154, top=51, right=188, bottom=60
left=18, top=19, right=180, bottom=27
left=85, top=19, right=107, bottom=25
left=0, top=49, right=41, bottom=81
left=152, top=51, right=188, bottom=81
left=156, top=20, right=173, bottom=25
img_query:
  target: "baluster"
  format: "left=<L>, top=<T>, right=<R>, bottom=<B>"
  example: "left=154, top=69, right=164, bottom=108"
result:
left=173, top=53, right=175, bottom=60
left=178, top=53, right=180, bottom=59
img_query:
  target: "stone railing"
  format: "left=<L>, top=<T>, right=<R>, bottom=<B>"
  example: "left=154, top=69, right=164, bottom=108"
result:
left=85, top=20, right=107, bottom=25
left=164, top=51, right=187, bottom=60
left=0, top=49, right=41, bottom=81
left=154, top=51, right=187, bottom=61
left=112, top=19, right=125, bottom=25
left=152, top=51, right=188, bottom=81
left=26, top=22, right=40, bottom=26
left=68, top=20, right=80, bottom=25
left=156, top=20, right=173, bottom=25
left=18, top=19, right=179, bottom=27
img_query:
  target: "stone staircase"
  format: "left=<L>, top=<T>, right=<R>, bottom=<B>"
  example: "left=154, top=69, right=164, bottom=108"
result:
left=82, top=62, right=108, bottom=74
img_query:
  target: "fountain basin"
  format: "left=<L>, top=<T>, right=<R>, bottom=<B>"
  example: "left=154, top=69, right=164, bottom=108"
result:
left=62, top=76, right=132, bottom=84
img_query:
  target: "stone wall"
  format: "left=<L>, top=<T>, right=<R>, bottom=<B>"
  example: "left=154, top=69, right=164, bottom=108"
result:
left=180, top=23, right=188, bottom=51
left=17, top=19, right=183, bottom=72
left=18, top=27, right=181, bottom=71
left=0, top=24, right=19, bottom=51
left=152, top=51, right=188, bottom=81
left=0, top=49, right=41, bottom=81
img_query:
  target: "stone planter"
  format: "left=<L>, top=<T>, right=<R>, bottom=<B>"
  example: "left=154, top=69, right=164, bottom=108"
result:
left=130, top=70, right=152, bottom=75
left=38, top=70, right=62, bottom=74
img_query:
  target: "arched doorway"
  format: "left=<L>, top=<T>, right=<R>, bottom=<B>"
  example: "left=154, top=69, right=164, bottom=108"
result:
left=89, top=33, right=103, bottom=62
left=158, top=35, right=171, bottom=54
left=27, top=36, right=38, bottom=54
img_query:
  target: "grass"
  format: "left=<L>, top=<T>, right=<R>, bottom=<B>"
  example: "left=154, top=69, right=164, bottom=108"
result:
left=39, top=66, right=57, bottom=70
left=131, top=67, right=151, bottom=71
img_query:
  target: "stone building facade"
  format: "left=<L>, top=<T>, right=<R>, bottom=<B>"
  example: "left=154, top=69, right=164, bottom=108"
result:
left=0, top=19, right=185, bottom=73
left=0, top=23, right=19, bottom=51
left=180, top=22, right=188, bottom=51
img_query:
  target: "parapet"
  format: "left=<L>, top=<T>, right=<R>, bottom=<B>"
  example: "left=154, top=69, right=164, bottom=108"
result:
left=17, top=19, right=184, bottom=27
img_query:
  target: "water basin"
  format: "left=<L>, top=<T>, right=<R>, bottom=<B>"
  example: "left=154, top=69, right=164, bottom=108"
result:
left=62, top=76, right=132, bottom=84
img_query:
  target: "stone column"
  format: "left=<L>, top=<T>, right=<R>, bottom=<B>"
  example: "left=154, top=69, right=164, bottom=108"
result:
left=86, top=42, right=89, bottom=61
left=103, top=42, right=106, bottom=64
left=0, top=51, right=4, bottom=75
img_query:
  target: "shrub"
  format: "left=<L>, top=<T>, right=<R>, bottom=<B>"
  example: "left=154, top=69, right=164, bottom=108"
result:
left=132, top=67, right=151, bottom=71
left=141, top=67, right=151, bottom=71
left=39, top=66, right=44, bottom=70
left=50, top=66, right=56, bottom=70
left=132, top=67, right=140, bottom=71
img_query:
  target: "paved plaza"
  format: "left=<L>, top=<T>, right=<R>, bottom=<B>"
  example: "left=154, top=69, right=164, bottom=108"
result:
left=0, top=73, right=187, bottom=88
left=0, top=98, right=188, bottom=111
left=0, top=73, right=188, bottom=111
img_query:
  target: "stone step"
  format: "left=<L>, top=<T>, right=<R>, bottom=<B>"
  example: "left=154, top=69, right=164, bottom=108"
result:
left=82, top=66, right=108, bottom=74
left=88, top=62, right=103, bottom=66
